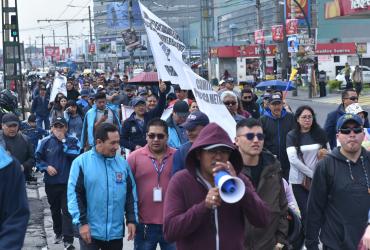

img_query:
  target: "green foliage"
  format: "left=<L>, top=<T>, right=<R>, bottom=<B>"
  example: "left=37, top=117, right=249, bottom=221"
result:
left=327, top=80, right=342, bottom=90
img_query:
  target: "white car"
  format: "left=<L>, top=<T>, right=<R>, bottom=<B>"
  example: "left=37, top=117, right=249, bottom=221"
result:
left=336, top=65, right=370, bottom=88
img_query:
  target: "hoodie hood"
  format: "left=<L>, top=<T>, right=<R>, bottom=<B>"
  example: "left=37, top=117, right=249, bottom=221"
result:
left=185, top=122, right=243, bottom=175
left=0, top=145, right=13, bottom=170
left=263, top=107, right=288, bottom=119
left=328, top=146, right=370, bottom=163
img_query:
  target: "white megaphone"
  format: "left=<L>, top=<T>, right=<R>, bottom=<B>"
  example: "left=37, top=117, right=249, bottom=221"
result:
left=214, top=170, right=246, bottom=203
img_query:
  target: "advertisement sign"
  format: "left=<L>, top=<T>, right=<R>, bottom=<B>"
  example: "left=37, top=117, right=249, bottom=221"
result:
left=88, top=43, right=95, bottom=54
left=356, top=43, right=367, bottom=54
left=272, top=25, right=284, bottom=42
left=285, top=0, right=310, bottom=22
left=106, top=0, right=143, bottom=29
left=325, top=0, right=370, bottom=19
left=286, top=19, right=298, bottom=35
left=122, top=28, right=140, bottom=51
left=44, top=46, right=60, bottom=58
left=139, top=1, right=236, bottom=140
left=288, top=35, right=299, bottom=53
left=254, top=29, right=265, bottom=44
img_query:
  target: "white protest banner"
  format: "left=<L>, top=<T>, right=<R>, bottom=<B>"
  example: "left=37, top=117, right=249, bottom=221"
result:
left=183, top=67, right=236, bottom=140
left=139, top=2, right=236, bottom=140
left=121, top=105, right=135, bottom=122
left=139, top=2, right=190, bottom=90
left=50, top=72, right=67, bottom=103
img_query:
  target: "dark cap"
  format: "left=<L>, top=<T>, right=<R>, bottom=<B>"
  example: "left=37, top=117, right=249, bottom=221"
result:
left=173, top=85, right=181, bottom=91
left=336, top=113, right=363, bottom=131
left=124, top=84, right=136, bottom=91
left=131, top=97, right=146, bottom=107
left=2, top=113, right=19, bottom=126
left=39, top=85, right=46, bottom=90
left=268, top=93, right=282, bottom=104
left=173, top=100, right=189, bottom=117
left=28, top=114, right=36, bottom=123
left=52, top=116, right=67, bottom=127
left=80, top=89, right=90, bottom=97
left=225, top=78, right=234, bottom=83
left=181, top=111, right=209, bottom=130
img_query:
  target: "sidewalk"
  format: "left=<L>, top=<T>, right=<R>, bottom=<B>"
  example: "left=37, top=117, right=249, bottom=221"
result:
left=24, top=174, right=135, bottom=250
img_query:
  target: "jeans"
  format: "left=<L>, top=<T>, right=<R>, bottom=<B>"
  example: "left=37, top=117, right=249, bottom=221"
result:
left=134, top=224, right=176, bottom=250
left=345, top=75, right=353, bottom=89
left=36, top=115, right=50, bottom=130
left=45, top=184, right=74, bottom=243
left=79, top=238, right=123, bottom=250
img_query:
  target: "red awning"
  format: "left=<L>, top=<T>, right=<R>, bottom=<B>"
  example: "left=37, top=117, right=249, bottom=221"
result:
left=128, top=71, right=159, bottom=84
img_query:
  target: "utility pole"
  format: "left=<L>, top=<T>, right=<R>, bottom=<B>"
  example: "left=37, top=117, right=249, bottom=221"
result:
left=256, top=0, right=265, bottom=80
left=41, top=34, right=44, bottom=70
left=88, top=5, right=93, bottom=70
left=66, top=21, right=70, bottom=58
left=52, top=29, right=55, bottom=63
left=128, top=0, right=134, bottom=77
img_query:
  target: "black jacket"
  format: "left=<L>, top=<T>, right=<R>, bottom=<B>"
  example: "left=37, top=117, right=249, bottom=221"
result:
left=242, top=151, right=288, bottom=249
left=260, top=109, right=294, bottom=178
left=0, top=131, right=35, bottom=172
left=306, top=147, right=370, bottom=250
left=242, top=101, right=260, bottom=119
left=0, top=146, right=30, bottom=249
left=31, top=95, right=50, bottom=117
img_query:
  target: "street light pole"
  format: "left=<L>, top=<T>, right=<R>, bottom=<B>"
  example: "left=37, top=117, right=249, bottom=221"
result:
left=128, top=0, right=134, bottom=77
left=52, top=29, right=55, bottom=63
left=66, top=22, right=70, bottom=58
left=256, top=0, right=265, bottom=80
left=88, top=5, right=93, bottom=70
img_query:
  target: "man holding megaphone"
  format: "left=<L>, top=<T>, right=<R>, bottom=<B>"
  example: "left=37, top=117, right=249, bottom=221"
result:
left=163, top=123, right=270, bottom=250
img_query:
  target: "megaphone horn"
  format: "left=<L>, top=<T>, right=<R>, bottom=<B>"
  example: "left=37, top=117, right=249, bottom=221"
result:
left=214, top=170, right=246, bottom=203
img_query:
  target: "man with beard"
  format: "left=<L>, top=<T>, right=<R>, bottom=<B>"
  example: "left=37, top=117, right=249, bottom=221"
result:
left=306, top=113, right=370, bottom=250
left=241, top=89, right=260, bottom=119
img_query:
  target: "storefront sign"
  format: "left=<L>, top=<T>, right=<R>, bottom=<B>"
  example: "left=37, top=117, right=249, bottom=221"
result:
left=315, top=43, right=357, bottom=55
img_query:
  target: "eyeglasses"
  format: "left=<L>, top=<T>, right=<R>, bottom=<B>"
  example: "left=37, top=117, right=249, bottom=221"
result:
left=243, top=132, right=265, bottom=141
left=147, top=133, right=166, bottom=140
left=300, top=115, right=313, bottom=120
left=224, top=101, right=237, bottom=106
left=344, top=96, right=358, bottom=101
left=339, top=127, right=363, bottom=134
left=204, top=147, right=233, bottom=156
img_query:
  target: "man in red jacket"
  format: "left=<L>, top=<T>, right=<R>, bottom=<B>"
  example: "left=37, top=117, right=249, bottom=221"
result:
left=163, top=122, right=270, bottom=250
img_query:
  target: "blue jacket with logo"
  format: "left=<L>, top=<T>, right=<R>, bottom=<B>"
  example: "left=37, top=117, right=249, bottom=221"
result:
left=67, top=148, right=138, bottom=241
left=36, top=134, right=80, bottom=185
left=80, top=104, right=121, bottom=148
left=0, top=146, right=30, bottom=250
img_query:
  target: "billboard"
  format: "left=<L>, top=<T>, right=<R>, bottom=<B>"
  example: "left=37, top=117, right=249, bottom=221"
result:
left=286, top=19, right=298, bottom=35
left=106, top=0, right=143, bottom=29
left=254, top=30, right=265, bottom=44
left=288, top=35, right=299, bottom=53
left=285, top=0, right=311, bottom=24
left=325, top=0, right=370, bottom=19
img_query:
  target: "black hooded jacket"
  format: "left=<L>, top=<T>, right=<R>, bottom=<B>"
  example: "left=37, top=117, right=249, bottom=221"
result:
left=306, top=147, right=370, bottom=250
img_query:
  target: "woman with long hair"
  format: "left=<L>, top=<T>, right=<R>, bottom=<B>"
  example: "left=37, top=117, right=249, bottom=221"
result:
left=286, top=105, right=330, bottom=229
left=50, top=94, right=67, bottom=123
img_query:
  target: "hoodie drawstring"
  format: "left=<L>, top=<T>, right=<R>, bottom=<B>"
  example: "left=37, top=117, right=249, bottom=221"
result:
left=347, top=156, right=370, bottom=194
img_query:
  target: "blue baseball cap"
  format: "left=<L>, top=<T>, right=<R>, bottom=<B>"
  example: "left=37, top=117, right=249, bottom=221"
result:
left=180, top=111, right=209, bottom=130
left=336, top=113, right=363, bottom=131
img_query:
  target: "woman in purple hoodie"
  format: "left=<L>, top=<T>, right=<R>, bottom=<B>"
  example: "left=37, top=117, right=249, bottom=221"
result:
left=163, top=123, right=270, bottom=250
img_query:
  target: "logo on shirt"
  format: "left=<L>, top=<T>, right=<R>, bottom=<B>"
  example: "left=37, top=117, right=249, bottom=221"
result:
left=116, top=172, right=123, bottom=183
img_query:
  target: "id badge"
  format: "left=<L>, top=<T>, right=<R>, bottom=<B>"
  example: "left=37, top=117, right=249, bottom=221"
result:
left=153, top=187, right=162, bottom=202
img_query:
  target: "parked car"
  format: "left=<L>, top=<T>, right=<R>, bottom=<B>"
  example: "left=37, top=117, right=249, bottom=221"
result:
left=336, top=65, right=370, bottom=88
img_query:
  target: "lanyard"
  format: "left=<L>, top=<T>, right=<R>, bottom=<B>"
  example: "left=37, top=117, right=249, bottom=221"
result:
left=151, top=157, right=167, bottom=187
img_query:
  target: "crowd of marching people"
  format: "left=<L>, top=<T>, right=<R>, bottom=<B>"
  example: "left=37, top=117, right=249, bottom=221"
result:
left=1, top=70, right=370, bottom=250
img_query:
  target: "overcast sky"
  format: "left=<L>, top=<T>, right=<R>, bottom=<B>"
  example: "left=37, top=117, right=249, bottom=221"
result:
left=16, top=0, right=92, bottom=54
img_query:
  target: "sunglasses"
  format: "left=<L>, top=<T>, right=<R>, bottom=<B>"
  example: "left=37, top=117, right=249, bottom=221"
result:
left=344, top=96, right=358, bottom=101
left=147, top=133, right=166, bottom=140
left=224, top=101, right=237, bottom=106
left=242, top=96, right=252, bottom=99
left=339, top=127, right=363, bottom=134
left=243, top=132, right=265, bottom=141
